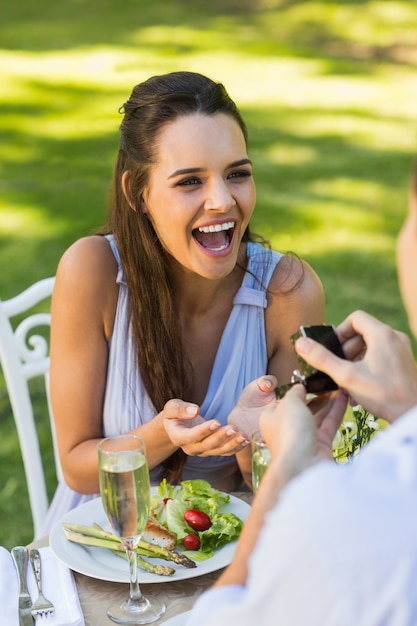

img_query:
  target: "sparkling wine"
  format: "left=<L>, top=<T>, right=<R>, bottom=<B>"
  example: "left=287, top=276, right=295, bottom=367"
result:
left=251, top=447, right=271, bottom=493
left=99, top=451, right=150, bottom=540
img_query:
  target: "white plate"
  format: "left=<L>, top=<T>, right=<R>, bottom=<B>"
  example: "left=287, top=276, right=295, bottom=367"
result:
left=50, top=491, right=250, bottom=583
left=162, top=610, right=192, bottom=625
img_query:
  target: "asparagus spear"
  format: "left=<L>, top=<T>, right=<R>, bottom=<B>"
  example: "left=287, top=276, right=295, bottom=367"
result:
left=62, top=525, right=175, bottom=576
left=63, top=522, right=197, bottom=570
left=112, top=549, right=176, bottom=576
left=92, top=522, right=197, bottom=568
left=135, top=538, right=196, bottom=568
left=91, top=523, right=196, bottom=568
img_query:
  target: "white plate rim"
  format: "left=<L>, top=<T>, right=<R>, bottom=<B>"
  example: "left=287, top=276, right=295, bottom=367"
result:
left=50, top=490, right=250, bottom=583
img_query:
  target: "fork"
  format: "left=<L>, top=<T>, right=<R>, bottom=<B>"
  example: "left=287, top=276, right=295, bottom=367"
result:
left=29, top=548, right=55, bottom=619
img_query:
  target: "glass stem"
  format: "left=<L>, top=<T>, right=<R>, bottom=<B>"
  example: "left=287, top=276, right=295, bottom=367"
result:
left=126, top=547, right=148, bottom=611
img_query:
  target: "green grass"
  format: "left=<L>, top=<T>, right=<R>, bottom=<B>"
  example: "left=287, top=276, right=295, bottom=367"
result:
left=1, top=0, right=417, bottom=547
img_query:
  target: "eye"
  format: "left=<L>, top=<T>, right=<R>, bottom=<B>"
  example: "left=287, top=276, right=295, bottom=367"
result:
left=228, top=169, right=252, bottom=180
left=177, top=177, right=201, bottom=187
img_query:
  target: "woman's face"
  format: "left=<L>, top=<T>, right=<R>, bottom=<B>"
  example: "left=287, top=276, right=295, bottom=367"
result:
left=397, top=186, right=417, bottom=337
left=141, top=113, right=256, bottom=280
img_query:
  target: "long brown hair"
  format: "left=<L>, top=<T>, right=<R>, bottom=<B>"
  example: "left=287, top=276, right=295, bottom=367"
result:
left=101, top=72, right=270, bottom=481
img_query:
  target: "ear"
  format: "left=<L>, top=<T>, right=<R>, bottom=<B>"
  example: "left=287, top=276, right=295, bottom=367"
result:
left=122, top=171, right=149, bottom=214
left=140, top=189, right=149, bottom=214
left=121, top=171, right=136, bottom=211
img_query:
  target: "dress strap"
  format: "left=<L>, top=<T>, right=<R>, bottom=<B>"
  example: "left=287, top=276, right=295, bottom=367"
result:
left=233, top=242, right=283, bottom=308
left=104, top=234, right=126, bottom=285
left=233, top=287, right=267, bottom=308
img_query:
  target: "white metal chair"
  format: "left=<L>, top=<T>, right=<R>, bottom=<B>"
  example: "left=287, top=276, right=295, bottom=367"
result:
left=0, top=277, right=62, bottom=539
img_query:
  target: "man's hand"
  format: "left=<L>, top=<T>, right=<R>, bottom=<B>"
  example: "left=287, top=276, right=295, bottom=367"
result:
left=260, top=385, right=347, bottom=469
left=295, top=310, right=417, bottom=423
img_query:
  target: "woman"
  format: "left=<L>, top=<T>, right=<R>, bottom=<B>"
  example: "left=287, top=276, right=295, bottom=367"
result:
left=46, top=71, right=325, bottom=532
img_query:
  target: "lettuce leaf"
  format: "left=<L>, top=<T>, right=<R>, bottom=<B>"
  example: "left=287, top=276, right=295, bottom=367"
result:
left=199, top=512, right=243, bottom=552
left=181, top=549, right=214, bottom=561
left=150, top=479, right=242, bottom=555
left=164, top=499, right=189, bottom=540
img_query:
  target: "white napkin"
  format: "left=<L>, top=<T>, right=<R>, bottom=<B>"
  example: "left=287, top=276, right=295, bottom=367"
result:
left=0, top=545, right=84, bottom=626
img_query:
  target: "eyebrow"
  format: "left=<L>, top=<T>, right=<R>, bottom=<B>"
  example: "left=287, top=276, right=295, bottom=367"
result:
left=168, top=158, right=253, bottom=179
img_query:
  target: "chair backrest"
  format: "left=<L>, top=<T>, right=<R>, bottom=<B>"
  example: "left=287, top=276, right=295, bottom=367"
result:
left=0, top=277, right=61, bottom=539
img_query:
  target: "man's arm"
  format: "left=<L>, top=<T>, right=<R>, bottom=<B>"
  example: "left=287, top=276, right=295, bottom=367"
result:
left=215, top=385, right=346, bottom=587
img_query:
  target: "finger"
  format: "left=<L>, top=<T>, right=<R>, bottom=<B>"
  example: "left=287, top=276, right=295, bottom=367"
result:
left=338, top=312, right=413, bottom=364
left=259, top=384, right=307, bottom=440
left=195, top=437, right=250, bottom=457
left=258, top=374, right=278, bottom=393
left=314, top=389, right=348, bottom=429
left=336, top=310, right=378, bottom=343
left=283, top=383, right=307, bottom=401
left=315, top=392, right=348, bottom=457
left=163, top=398, right=200, bottom=420
left=307, top=392, right=334, bottom=414
left=338, top=334, right=366, bottom=361
left=165, top=417, right=222, bottom=446
left=280, top=384, right=314, bottom=425
left=204, top=424, right=250, bottom=448
left=183, top=428, right=250, bottom=457
left=337, top=310, right=397, bottom=352
left=294, top=336, right=352, bottom=388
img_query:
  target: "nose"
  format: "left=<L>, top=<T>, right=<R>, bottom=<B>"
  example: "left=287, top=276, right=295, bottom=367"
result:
left=203, top=178, right=236, bottom=212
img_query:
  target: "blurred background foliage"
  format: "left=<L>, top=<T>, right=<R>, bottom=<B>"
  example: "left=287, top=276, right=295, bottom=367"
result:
left=1, top=0, right=417, bottom=546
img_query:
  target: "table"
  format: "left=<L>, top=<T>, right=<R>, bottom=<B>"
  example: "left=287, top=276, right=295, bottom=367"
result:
left=30, top=492, right=252, bottom=626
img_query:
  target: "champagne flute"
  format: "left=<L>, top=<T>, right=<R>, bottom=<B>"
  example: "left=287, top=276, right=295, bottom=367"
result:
left=98, top=435, right=166, bottom=624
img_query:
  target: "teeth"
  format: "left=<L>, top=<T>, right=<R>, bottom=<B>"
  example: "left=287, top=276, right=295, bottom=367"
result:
left=198, top=221, right=234, bottom=234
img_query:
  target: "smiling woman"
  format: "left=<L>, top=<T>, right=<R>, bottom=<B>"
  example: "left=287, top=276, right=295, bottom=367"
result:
left=45, top=70, right=326, bottom=536
left=139, top=112, right=255, bottom=277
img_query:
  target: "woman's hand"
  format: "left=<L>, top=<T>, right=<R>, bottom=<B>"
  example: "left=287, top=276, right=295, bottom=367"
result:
left=163, top=375, right=278, bottom=462
left=162, top=399, right=250, bottom=457
left=227, top=375, right=278, bottom=438
left=294, top=310, right=417, bottom=423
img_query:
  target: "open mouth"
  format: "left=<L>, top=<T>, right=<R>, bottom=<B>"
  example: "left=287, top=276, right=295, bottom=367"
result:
left=192, top=221, right=235, bottom=252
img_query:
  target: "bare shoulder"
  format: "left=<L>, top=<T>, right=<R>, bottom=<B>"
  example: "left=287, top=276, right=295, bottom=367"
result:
left=53, top=236, right=118, bottom=336
left=268, top=254, right=324, bottom=304
left=56, top=235, right=116, bottom=283
left=265, top=255, right=326, bottom=367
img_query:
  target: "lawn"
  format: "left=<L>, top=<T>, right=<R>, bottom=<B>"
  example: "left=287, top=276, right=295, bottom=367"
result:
left=1, top=0, right=417, bottom=547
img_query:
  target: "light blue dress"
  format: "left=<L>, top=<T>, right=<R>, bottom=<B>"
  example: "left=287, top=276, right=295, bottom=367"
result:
left=42, top=236, right=283, bottom=534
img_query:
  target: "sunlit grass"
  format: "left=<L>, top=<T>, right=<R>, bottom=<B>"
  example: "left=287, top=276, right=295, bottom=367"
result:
left=1, top=206, right=68, bottom=237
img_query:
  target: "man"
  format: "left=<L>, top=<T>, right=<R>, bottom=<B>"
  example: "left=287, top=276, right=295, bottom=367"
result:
left=185, top=168, right=417, bottom=625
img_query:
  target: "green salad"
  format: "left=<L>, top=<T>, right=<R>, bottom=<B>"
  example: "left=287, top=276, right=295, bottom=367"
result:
left=150, top=479, right=244, bottom=560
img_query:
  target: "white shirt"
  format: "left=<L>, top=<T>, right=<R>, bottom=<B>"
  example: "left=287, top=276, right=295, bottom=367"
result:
left=187, top=406, right=417, bottom=626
